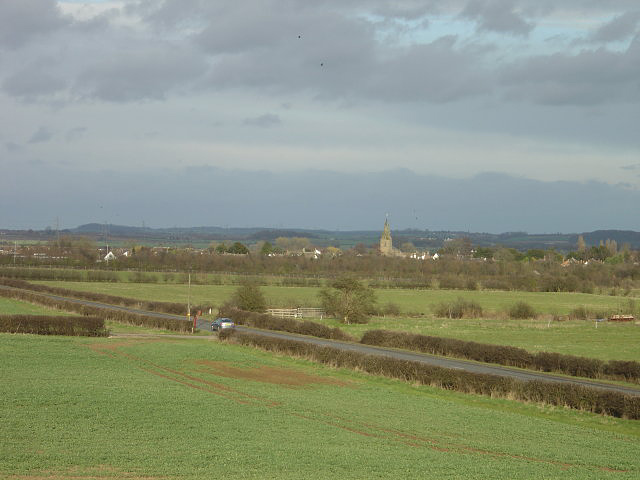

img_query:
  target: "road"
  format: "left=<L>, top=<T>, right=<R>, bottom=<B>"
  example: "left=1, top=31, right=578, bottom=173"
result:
left=3, top=284, right=640, bottom=397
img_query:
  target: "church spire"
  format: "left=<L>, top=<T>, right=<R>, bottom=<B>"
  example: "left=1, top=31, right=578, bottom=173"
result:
left=380, top=216, right=392, bottom=254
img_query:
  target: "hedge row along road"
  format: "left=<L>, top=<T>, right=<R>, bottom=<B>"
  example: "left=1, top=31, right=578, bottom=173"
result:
left=3, top=284, right=639, bottom=398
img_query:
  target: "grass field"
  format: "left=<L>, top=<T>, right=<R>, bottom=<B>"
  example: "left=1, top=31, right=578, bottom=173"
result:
left=35, top=281, right=640, bottom=361
left=330, top=317, right=640, bottom=362
left=0, top=297, right=72, bottom=316
left=1, top=333, right=639, bottom=479
left=36, top=281, right=638, bottom=315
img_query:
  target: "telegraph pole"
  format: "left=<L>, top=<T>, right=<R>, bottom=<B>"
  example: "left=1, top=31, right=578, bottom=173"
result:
left=187, top=272, right=192, bottom=333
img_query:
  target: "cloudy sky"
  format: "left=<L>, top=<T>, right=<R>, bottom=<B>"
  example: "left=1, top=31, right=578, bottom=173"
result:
left=1, top=0, right=639, bottom=231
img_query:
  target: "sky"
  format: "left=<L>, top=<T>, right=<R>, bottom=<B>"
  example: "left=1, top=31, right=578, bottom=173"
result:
left=1, top=0, right=639, bottom=232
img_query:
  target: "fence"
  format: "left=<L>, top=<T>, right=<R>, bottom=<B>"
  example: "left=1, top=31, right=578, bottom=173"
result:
left=266, top=307, right=325, bottom=319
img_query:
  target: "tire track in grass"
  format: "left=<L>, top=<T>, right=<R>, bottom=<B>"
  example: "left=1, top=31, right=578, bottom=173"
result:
left=90, top=341, right=278, bottom=408
left=89, top=340, right=631, bottom=475
left=292, top=411, right=630, bottom=474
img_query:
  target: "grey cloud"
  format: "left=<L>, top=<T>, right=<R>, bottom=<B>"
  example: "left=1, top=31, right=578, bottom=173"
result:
left=28, top=126, right=53, bottom=144
left=196, top=6, right=299, bottom=54
left=2, top=64, right=67, bottom=100
left=243, top=114, right=281, bottom=127
left=66, top=127, right=87, bottom=142
left=0, top=0, right=69, bottom=49
left=587, top=11, right=640, bottom=43
left=1, top=0, right=640, bottom=111
left=202, top=7, right=376, bottom=99
left=501, top=36, right=640, bottom=105
left=136, top=1, right=489, bottom=104
left=621, top=163, right=640, bottom=171
left=460, top=0, right=534, bottom=36
left=365, top=37, right=491, bottom=102
left=2, top=165, right=639, bottom=232
left=74, top=46, right=207, bottom=102
left=5, top=142, right=23, bottom=153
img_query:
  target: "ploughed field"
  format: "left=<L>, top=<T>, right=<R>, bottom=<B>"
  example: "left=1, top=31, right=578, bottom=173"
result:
left=35, top=281, right=640, bottom=361
left=1, top=333, right=639, bottom=479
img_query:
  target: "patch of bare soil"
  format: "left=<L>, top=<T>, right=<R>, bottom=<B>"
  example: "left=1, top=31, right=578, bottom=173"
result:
left=88, top=338, right=165, bottom=357
left=6, top=464, right=168, bottom=479
left=192, top=360, right=350, bottom=387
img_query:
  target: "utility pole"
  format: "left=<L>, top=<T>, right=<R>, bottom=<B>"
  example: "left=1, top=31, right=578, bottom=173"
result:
left=187, top=272, right=192, bottom=333
left=13, top=241, right=17, bottom=266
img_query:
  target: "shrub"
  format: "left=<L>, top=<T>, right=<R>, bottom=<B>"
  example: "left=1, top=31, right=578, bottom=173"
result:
left=568, top=306, right=610, bottom=320
left=508, top=301, right=536, bottom=319
left=382, top=302, right=401, bottom=316
left=229, top=281, right=267, bottom=313
left=438, top=276, right=465, bottom=290
left=319, top=276, right=375, bottom=324
left=433, top=298, right=483, bottom=319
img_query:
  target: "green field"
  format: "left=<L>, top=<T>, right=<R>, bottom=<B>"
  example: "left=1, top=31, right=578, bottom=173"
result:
left=1, top=333, right=639, bottom=479
left=36, top=280, right=638, bottom=314
left=329, top=316, right=640, bottom=362
left=35, top=281, right=640, bottom=361
left=0, top=297, right=72, bottom=316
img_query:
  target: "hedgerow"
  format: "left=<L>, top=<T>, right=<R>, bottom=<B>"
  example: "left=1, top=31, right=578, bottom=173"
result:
left=220, top=330, right=640, bottom=420
left=0, top=277, right=208, bottom=316
left=218, top=306, right=354, bottom=342
left=0, top=286, right=191, bottom=333
left=360, top=329, right=640, bottom=383
left=0, top=314, right=107, bottom=337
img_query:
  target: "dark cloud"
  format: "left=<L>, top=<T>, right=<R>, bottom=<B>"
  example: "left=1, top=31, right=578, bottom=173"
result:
left=501, top=36, right=640, bottom=105
left=27, top=126, right=53, bottom=144
left=0, top=0, right=69, bottom=49
left=2, top=165, right=639, bottom=232
left=621, top=163, right=640, bottom=171
left=243, top=114, right=282, bottom=128
left=0, top=0, right=637, bottom=109
left=587, top=10, right=640, bottom=43
left=460, top=0, right=534, bottom=36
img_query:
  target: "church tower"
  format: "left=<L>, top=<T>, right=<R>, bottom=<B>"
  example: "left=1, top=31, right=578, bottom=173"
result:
left=379, top=217, right=393, bottom=256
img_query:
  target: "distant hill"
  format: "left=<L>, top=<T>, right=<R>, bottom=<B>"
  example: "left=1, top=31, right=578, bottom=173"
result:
left=582, top=230, right=640, bottom=249
left=59, top=224, right=640, bottom=251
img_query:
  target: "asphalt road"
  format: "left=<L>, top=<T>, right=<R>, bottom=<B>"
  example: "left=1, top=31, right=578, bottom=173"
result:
left=4, top=284, right=640, bottom=397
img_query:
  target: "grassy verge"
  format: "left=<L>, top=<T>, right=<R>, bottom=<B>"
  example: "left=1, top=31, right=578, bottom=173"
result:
left=104, top=320, right=213, bottom=336
left=1, top=333, right=640, bottom=479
